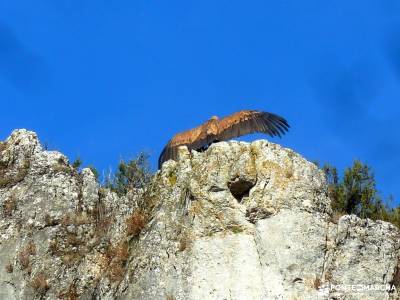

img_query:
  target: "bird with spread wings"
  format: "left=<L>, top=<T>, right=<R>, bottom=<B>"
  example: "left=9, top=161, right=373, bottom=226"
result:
left=158, top=110, right=289, bottom=169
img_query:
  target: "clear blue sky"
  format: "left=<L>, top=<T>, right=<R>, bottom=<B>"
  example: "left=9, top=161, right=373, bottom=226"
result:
left=1, top=1, right=399, bottom=204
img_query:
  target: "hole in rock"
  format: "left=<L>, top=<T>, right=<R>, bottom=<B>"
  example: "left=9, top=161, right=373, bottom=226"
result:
left=228, top=177, right=255, bottom=202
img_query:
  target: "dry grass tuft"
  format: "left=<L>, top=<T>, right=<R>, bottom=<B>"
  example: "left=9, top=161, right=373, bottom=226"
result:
left=88, top=199, right=112, bottom=236
left=126, top=210, right=147, bottom=237
left=30, top=272, right=49, bottom=294
left=324, top=270, right=333, bottom=281
left=61, top=212, right=90, bottom=227
left=5, top=263, right=13, bottom=273
left=48, top=229, right=88, bottom=267
left=313, top=277, right=322, bottom=289
left=113, top=241, right=129, bottom=262
left=61, top=214, right=71, bottom=227
left=18, top=241, right=36, bottom=272
left=331, top=211, right=345, bottom=224
left=26, top=241, right=37, bottom=255
left=3, top=194, right=17, bottom=217
left=18, top=241, right=36, bottom=274
left=285, top=168, right=294, bottom=179
left=178, top=234, right=192, bottom=252
left=107, top=262, right=125, bottom=282
left=0, top=160, right=30, bottom=188
left=58, top=282, right=79, bottom=300
left=105, top=241, right=129, bottom=282
left=73, top=212, right=90, bottom=225
left=65, top=233, right=83, bottom=247
left=61, top=252, right=83, bottom=267
left=48, top=239, right=60, bottom=256
left=44, top=214, right=60, bottom=227
left=18, top=250, right=30, bottom=270
left=94, top=217, right=111, bottom=237
left=178, top=238, right=187, bottom=252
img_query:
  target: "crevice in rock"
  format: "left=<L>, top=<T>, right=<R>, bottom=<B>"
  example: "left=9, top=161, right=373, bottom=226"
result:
left=253, top=231, right=265, bottom=270
left=389, top=260, right=400, bottom=293
left=292, top=278, right=303, bottom=284
left=252, top=228, right=270, bottom=298
left=178, top=186, right=194, bottom=217
left=43, top=214, right=61, bottom=228
left=245, top=207, right=273, bottom=224
left=320, top=233, right=331, bottom=283
left=209, top=185, right=225, bottom=193
left=228, top=177, right=255, bottom=202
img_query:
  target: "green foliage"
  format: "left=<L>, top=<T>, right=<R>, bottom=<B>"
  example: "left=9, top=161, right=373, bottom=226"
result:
left=322, top=160, right=399, bottom=228
left=71, top=157, right=99, bottom=181
left=88, top=165, right=99, bottom=181
left=390, top=207, right=400, bottom=227
left=72, top=157, right=82, bottom=169
left=106, top=152, right=152, bottom=196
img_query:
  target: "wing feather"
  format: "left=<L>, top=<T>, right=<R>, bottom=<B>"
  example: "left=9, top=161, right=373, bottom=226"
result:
left=216, top=110, right=289, bottom=141
left=158, top=143, right=177, bottom=169
left=158, top=121, right=210, bottom=168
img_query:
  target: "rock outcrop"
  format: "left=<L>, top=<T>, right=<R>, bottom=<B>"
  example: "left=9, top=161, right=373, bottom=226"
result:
left=0, top=129, right=399, bottom=300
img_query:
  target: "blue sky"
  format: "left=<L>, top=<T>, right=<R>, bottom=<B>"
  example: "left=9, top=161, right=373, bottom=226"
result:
left=1, top=1, right=399, bottom=204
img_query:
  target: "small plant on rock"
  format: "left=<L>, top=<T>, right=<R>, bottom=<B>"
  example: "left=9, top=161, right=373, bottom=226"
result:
left=30, top=272, right=49, bottom=295
left=126, top=210, right=147, bottom=237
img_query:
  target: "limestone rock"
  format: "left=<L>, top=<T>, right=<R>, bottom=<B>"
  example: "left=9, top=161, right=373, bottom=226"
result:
left=0, top=129, right=399, bottom=300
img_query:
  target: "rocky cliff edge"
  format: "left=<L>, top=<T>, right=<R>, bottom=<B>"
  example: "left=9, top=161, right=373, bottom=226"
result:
left=0, top=129, right=399, bottom=300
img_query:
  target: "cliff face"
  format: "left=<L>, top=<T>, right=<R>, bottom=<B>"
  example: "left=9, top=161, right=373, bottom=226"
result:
left=0, top=129, right=399, bottom=300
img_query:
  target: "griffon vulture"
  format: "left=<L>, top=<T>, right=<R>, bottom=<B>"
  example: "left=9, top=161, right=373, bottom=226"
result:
left=158, top=110, right=289, bottom=168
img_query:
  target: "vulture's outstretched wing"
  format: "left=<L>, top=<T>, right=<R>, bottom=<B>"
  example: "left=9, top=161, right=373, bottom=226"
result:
left=216, top=110, right=289, bottom=141
left=158, top=123, right=207, bottom=169
left=158, top=110, right=290, bottom=169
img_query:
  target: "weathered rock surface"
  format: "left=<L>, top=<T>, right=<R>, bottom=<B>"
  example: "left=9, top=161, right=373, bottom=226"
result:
left=0, top=129, right=399, bottom=300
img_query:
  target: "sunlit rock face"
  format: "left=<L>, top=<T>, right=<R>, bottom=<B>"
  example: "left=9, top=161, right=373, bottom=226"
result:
left=0, top=129, right=399, bottom=300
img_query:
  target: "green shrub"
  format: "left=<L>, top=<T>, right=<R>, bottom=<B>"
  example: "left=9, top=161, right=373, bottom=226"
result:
left=88, top=165, right=99, bottom=181
left=106, top=152, right=152, bottom=196
left=322, top=160, right=399, bottom=228
left=72, top=157, right=82, bottom=169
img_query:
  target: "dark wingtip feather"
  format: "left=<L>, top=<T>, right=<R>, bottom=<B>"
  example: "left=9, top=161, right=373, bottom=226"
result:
left=263, top=112, right=290, bottom=138
left=158, top=144, right=180, bottom=169
left=268, top=119, right=282, bottom=137
left=277, top=117, right=290, bottom=130
left=158, top=146, right=167, bottom=169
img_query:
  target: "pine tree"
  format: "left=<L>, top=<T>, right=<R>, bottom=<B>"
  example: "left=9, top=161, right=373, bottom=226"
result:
left=322, top=160, right=399, bottom=228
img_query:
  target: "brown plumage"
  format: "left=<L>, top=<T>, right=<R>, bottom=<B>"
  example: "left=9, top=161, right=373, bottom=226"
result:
left=158, top=110, right=289, bottom=168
